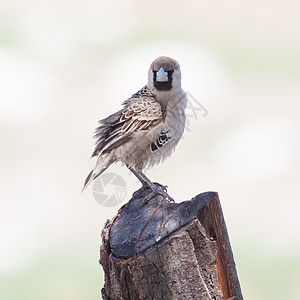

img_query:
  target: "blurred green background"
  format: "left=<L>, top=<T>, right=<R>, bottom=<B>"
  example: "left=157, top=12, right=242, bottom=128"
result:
left=1, top=0, right=299, bottom=299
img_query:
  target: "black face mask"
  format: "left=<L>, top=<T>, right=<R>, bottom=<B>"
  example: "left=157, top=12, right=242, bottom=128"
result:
left=153, top=70, right=174, bottom=91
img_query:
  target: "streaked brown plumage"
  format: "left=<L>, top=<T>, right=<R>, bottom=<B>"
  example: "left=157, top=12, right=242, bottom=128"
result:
left=83, top=56, right=187, bottom=202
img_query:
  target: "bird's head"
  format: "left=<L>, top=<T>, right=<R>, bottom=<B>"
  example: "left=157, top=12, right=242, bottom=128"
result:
left=148, top=56, right=181, bottom=94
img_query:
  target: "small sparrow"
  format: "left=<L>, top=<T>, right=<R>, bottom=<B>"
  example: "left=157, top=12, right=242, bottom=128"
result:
left=83, top=56, right=187, bottom=202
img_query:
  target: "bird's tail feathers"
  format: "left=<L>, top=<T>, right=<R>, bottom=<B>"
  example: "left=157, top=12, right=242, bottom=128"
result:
left=82, top=152, right=113, bottom=192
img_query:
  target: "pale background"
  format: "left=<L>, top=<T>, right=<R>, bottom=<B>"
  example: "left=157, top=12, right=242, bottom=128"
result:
left=1, top=1, right=300, bottom=299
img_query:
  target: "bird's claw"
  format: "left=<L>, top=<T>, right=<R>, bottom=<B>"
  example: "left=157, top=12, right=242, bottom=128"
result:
left=143, top=184, right=174, bottom=205
left=153, top=182, right=168, bottom=192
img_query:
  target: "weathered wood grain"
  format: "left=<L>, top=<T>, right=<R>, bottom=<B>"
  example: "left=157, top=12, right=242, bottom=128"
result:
left=99, top=187, right=243, bottom=300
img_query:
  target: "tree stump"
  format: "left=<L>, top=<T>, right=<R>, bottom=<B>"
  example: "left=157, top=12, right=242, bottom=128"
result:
left=99, top=186, right=243, bottom=300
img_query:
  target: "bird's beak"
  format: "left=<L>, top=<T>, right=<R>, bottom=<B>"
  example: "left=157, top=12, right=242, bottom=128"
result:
left=156, top=67, right=168, bottom=82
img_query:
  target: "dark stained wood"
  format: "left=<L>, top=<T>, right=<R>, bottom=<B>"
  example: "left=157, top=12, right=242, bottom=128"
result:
left=99, top=187, right=243, bottom=300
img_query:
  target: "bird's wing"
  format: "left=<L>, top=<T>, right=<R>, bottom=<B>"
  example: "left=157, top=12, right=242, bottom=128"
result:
left=92, top=87, right=163, bottom=157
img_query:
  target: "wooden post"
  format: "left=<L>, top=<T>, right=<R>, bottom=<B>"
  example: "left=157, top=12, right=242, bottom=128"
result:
left=99, top=187, right=243, bottom=300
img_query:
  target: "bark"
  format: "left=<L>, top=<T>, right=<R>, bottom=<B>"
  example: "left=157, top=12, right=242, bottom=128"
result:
left=99, top=187, right=243, bottom=300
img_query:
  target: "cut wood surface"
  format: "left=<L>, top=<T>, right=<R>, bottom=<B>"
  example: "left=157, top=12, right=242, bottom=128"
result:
left=99, top=186, right=243, bottom=300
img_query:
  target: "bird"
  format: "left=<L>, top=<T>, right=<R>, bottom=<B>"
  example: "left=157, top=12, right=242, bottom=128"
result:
left=83, top=56, right=187, bottom=203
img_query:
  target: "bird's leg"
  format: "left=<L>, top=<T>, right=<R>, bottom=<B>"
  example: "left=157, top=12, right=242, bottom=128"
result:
left=127, top=165, right=174, bottom=204
left=127, top=165, right=151, bottom=186
left=132, top=168, right=167, bottom=191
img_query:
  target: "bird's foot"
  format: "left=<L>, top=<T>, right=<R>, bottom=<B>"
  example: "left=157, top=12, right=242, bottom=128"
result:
left=152, top=182, right=168, bottom=192
left=143, top=183, right=174, bottom=205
